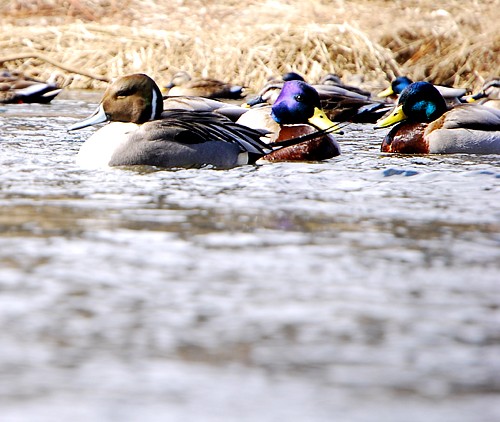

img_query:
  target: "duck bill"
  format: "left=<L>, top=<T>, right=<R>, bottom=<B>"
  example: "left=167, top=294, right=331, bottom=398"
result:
left=375, top=105, right=407, bottom=128
left=308, top=107, right=341, bottom=133
left=68, top=104, right=108, bottom=131
left=466, top=92, right=486, bottom=103
left=377, top=86, right=394, bottom=98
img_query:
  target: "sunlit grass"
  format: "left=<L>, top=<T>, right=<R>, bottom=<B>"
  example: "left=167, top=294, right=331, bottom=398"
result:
left=0, top=0, right=498, bottom=92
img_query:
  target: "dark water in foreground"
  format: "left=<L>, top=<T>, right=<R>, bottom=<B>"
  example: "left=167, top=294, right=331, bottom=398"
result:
left=0, top=92, right=499, bottom=422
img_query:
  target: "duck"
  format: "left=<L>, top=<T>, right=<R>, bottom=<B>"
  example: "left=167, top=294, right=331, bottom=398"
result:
left=68, top=73, right=276, bottom=169
left=374, top=81, right=500, bottom=154
left=465, top=79, right=500, bottom=110
left=236, top=80, right=341, bottom=161
left=0, top=70, right=62, bottom=104
left=316, top=73, right=372, bottom=97
left=161, top=95, right=248, bottom=122
left=164, top=71, right=245, bottom=99
left=377, top=76, right=467, bottom=105
left=245, top=76, right=390, bottom=124
left=68, top=74, right=337, bottom=168
left=243, top=72, right=305, bottom=107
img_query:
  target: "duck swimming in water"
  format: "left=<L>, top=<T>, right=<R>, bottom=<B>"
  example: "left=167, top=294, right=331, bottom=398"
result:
left=236, top=80, right=341, bottom=161
left=68, top=74, right=339, bottom=168
left=69, top=74, right=273, bottom=169
left=0, top=70, right=62, bottom=104
left=375, top=81, right=500, bottom=154
left=465, top=79, right=500, bottom=110
left=244, top=77, right=390, bottom=124
left=378, top=76, right=466, bottom=105
left=164, top=71, right=245, bottom=99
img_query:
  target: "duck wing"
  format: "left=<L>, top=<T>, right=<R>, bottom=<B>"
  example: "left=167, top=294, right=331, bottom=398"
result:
left=162, top=96, right=247, bottom=121
left=141, top=110, right=272, bottom=155
left=440, top=104, right=500, bottom=131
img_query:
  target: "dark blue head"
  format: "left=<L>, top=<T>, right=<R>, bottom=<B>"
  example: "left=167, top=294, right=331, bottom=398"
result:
left=392, top=76, right=413, bottom=94
left=399, top=81, right=448, bottom=122
left=271, top=80, right=321, bottom=125
left=376, top=81, right=448, bottom=128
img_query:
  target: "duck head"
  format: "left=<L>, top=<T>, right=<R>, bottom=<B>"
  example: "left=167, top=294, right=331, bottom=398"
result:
left=375, top=81, right=448, bottom=128
left=271, top=80, right=340, bottom=132
left=69, top=74, right=163, bottom=130
left=164, top=71, right=191, bottom=89
left=378, top=76, right=413, bottom=98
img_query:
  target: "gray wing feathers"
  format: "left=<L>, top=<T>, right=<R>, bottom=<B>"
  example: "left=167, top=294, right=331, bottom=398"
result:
left=443, top=105, right=500, bottom=130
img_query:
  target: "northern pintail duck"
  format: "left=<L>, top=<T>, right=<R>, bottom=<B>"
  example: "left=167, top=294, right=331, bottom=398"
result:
left=378, top=76, right=467, bottom=105
left=465, top=79, right=500, bottom=110
left=164, top=71, right=245, bottom=99
left=0, top=70, right=62, bottom=104
left=69, top=74, right=274, bottom=169
left=237, top=80, right=341, bottom=161
left=375, top=81, right=500, bottom=154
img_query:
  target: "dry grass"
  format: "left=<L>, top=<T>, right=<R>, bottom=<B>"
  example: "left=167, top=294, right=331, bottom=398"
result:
left=0, top=0, right=498, bottom=93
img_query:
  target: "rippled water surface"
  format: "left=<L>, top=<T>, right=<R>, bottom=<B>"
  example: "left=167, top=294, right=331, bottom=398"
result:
left=1, top=92, right=499, bottom=422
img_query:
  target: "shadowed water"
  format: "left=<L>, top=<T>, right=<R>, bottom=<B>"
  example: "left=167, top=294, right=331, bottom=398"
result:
left=0, top=92, right=499, bottom=422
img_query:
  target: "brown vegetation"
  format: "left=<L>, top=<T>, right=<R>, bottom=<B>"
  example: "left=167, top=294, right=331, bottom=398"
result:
left=0, top=0, right=498, bottom=93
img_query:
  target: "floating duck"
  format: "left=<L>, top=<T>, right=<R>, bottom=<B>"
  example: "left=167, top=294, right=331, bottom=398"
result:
left=375, top=81, right=500, bottom=154
left=245, top=76, right=390, bottom=124
left=236, top=80, right=341, bottom=161
left=68, top=74, right=335, bottom=168
left=0, top=70, right=62, bottom=104
left=316, top=73, right=372, bottom=97
left=465, top=79, right=500, bottom=110
left=378, top=76, right=467, bottom=105
left=164, top=71, right=245, bottom=99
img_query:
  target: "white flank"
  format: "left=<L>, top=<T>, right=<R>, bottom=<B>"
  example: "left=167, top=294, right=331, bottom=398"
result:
left=76, top=122, right=138, bottom=168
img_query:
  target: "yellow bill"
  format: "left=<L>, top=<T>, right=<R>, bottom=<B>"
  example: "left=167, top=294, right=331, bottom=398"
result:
left=377, top=86, right=395, bottom=98
left=308, top=107, right=341, bottom=133
left=374, top=105, right=407, bottom=128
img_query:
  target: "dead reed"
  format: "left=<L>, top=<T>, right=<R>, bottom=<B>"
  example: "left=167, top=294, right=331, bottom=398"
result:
left=0, top=0, right=498, bottom=93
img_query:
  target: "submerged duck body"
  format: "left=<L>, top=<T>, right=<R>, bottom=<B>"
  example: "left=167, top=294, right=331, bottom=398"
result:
left=69, top=74, right=271, bottom=169
left=376, top=81, right=500, bottom=154
left=237, top=80, right=341, bottom=161
left=0, top=70, right=62, bottom=104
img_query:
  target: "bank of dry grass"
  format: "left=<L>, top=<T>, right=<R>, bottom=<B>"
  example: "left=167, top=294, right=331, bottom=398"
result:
left=1, top=0, right=498, bottom=93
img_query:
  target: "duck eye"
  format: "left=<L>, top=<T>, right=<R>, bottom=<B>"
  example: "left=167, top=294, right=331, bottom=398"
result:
left=294, top=94, right=304, bottom=102
left=115, top=88, right=134, bottom=99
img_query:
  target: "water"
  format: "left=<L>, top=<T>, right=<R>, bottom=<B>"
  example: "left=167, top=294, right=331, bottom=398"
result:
left=0, top=91, right=499, bottom=422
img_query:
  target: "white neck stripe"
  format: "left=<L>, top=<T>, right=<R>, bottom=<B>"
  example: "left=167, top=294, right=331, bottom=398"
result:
left=150, top=88, right=158, bottom=120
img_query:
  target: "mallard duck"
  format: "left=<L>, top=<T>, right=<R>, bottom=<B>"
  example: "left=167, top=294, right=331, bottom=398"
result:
left=465, top=79, right=500, bottom=110
left=164, top=71, right=245, bottom=99
left=244, top=72, right=305, bottom=107
left=375, top=81, right=500, bottom=154
left=378, top=76, right=467, bottom=105
left=0, top=70, right=62, bottom=104
left=245, top=76, right=390, bottom=124
left=237, top=80, right=341, bottom=161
